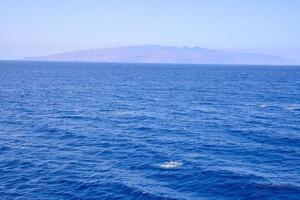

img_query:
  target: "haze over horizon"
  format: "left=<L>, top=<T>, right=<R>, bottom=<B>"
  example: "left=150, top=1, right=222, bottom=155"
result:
left=24, top=45, right=296, bottom=65
left=1, top=0, right=300, bottom=61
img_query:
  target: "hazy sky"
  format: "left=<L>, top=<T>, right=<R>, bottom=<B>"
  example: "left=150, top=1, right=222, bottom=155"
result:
left=1, top=0, right=300, bottom=59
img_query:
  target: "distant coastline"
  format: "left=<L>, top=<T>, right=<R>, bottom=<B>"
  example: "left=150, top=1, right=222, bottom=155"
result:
left=24, top=45, right=297, bottom=65
left=0, top=60, right=298, bottom=67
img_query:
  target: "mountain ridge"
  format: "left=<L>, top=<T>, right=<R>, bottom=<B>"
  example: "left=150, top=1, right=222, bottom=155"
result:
left=25, top=45, right=296, bottom=65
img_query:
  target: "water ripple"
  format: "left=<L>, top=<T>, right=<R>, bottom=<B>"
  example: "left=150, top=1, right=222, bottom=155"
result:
left=0, top=61, right=299, bottom=199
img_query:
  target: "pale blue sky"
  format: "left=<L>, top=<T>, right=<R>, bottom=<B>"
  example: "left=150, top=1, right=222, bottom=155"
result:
left=1, top=0, right=300, bottom=59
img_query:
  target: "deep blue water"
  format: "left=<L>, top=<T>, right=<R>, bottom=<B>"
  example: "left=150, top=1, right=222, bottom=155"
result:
left=0, top=61, right=300, bottom=200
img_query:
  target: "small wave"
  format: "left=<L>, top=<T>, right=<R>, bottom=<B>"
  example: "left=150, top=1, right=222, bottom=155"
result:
left=257, top=104, right=279, bottom=109
left=284, top=105, right=300, bottom=111
left=258, top=104, right=268, bottom=108
left=159, top=161, right=182, bottom=169
left=258, top=103, right=300, bottom=111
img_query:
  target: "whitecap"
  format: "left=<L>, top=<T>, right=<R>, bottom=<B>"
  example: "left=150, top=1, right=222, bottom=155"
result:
left=284, top=104, right=300, bottom=111
left=258, top=104, right=268, bottom=108
left=159, top=161, right=182, bottom=169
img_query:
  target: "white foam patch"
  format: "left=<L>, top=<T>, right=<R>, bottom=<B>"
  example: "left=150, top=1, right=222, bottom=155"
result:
left=258, top=104, right=268, bottom=108
left=159, top=161, right=182, bottom=169
left=284, top=104, right=300, bottom=111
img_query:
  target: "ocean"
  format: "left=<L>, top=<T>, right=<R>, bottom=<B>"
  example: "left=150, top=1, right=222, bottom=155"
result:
left=0, top=61, right=299, bottom=199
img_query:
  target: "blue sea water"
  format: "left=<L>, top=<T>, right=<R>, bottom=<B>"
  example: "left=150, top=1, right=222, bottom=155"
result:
left=0, top=61, right=300, bottom=200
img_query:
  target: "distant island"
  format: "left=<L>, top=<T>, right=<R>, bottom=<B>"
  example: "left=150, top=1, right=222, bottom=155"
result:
left=25, top=45, right=295, bottom=65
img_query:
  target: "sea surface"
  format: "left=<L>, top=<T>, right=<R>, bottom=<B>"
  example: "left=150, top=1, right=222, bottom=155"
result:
left=0, top=61, right=300, bottom=200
